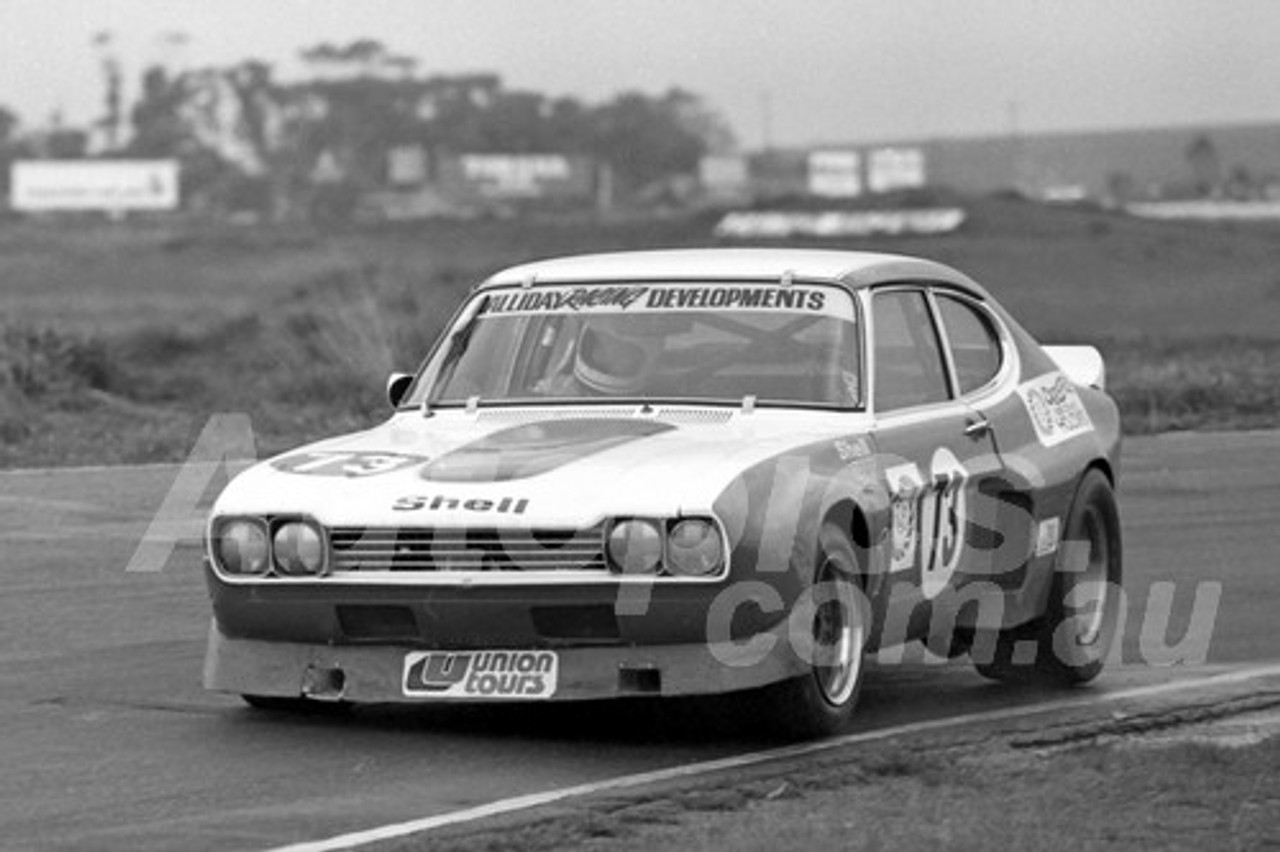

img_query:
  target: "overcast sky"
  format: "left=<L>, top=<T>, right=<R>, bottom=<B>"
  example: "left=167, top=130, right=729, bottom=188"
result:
left=3, top=0, right=1278, bottom=147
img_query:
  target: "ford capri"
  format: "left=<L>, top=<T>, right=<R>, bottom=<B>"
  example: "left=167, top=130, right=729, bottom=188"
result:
left=204, top=248, right=1122, bottom=738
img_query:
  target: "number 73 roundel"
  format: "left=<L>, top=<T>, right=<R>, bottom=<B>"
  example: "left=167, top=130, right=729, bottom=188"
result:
left=885, top=447, right=969, bottom=599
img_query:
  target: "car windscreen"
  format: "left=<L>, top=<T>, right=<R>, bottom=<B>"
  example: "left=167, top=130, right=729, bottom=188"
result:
left=414, top=281, right=862, bottom=409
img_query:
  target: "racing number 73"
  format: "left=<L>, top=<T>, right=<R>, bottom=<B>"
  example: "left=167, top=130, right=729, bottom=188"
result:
left=271, top=451, right=425, bottom=477
left=886, top=447, right=969, bottom=599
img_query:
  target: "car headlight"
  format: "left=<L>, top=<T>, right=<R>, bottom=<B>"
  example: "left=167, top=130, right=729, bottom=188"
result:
left=214, top=519, right=269, bottom=575
left=666, top=519, right=724, bottom=576
left=607, top=519, right=664, bottom=575
left=272, top=520, right=326, bottom=576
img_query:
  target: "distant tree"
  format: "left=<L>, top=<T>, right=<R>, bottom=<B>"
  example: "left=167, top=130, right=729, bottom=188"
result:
left=108, top=38, right=740, bottom=218
left=126, top=65, right=230, bottom=206
left=1225, top=164, right=1256, bottom=200
left=92, top=31, right=124, bottom=151
left=295, top=41, right=427, bottom=187
left=0, top=105, right=18, bottom=147
left=1105, top=170, right=1137, bottom=205
left=0, top=105, right=23, bottom=197
left=128, top=66, right=193, bottom=156
left=589, top=88, right=727, bottom=191
left=218, top=60, right=309, bottom=218
left=300, top=39, right=418, bottom=79
left=1185, top=134, right=1222, bottom=197
left=43, top=112, right=89, bottom=159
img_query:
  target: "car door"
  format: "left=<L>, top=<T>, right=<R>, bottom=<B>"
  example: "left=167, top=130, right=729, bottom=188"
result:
left=929, top=288, right=1032, bottom=582
left=868, top=286, right=1006, bottom=639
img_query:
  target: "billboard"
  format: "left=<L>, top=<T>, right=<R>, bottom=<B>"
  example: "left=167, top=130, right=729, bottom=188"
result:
left=455, top=154, right=585, bottom=199
left=867, top=148, right=926, bottom=193
left=11, top=160, right=179, bottom=211
left=807, top=150, right=862, bottom=198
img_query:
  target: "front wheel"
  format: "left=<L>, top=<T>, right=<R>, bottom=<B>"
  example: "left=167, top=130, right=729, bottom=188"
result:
left=761, top=522, right=868, bottom=739
left=975, top=469, right=1122, bottom=684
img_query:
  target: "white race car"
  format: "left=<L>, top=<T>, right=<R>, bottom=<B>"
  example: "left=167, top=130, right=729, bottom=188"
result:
left=204, top=249, right=1122, bottom=737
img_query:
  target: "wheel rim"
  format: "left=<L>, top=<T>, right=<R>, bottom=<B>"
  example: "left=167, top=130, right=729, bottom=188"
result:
left=812, top=559, right=863, bottom=707
left=1071, top=506, right=1110, bottom=647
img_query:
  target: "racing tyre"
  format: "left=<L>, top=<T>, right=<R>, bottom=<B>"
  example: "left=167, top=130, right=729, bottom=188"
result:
left=762, top=522, right=868, bottom=739
left=974, top=469, right=1122, bottom=684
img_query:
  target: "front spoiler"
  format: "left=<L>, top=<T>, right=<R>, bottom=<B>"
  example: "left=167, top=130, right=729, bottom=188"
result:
left=203, top=619, right=806, bottom=703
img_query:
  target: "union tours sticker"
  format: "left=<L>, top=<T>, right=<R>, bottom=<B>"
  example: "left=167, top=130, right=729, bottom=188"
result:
left=402, top=650, right=559, bottom=699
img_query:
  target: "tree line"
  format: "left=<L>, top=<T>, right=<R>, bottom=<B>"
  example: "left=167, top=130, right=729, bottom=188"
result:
left=1, top=38, right=736, bottom=219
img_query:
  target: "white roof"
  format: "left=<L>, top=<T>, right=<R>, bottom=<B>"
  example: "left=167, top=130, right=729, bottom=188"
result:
left=481, top=248, right=987, bottom=294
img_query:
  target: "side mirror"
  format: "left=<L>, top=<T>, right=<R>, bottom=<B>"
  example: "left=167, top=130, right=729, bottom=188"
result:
left=386, top=372, right=414, bottom=408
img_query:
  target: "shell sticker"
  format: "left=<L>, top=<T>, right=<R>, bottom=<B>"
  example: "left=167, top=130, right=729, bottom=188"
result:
left=1017, top=372, right=1094, bottom=447
left=834, top=435, right=873, bottom=463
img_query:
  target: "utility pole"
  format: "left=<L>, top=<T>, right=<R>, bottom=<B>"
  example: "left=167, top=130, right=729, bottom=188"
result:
left=92, top=30, right=122, bottom=152
left=760, top=90, right=773, bottom=151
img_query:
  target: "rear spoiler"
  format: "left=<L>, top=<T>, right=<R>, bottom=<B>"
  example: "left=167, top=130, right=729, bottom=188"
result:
left=1043, top=345, right=1106, bottom=390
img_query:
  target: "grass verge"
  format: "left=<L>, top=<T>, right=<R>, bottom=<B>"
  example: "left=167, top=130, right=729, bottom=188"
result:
left=398, top=703, right=1280, bottom=852
left=2, top=305, right=1277, bottom=467
left=1, top=210, right=1278, bottom=467
left=1103, top=337, right=1280, bottom=435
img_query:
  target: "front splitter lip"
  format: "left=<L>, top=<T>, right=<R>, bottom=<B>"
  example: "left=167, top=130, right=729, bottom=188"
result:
left=202, top=620, right=806, bottom=703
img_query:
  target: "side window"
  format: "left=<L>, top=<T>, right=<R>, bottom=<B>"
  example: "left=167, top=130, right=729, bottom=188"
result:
left=935, top=294, right=1003, bottom=395
left=872, top=290, right=950, bottom=411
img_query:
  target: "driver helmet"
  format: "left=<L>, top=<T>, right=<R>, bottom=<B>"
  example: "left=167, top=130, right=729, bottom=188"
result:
left=573, top=317, right=664, bottom=395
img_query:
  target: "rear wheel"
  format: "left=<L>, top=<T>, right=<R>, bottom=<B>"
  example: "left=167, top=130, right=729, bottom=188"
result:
left=762, top=522, right=868, bottom=739
left=974, top=469, right=1122, bottom=684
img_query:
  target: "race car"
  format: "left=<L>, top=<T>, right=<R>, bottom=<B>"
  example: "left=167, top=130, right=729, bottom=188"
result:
left=203, top=248, right=1122, bottom=738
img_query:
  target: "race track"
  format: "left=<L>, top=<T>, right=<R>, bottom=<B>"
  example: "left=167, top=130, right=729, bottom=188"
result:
left=0, top=430, right=1277, bottom=851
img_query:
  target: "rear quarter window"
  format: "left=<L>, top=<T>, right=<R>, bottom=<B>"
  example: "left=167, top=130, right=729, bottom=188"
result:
left=935, top=294, right=1003, bottom=395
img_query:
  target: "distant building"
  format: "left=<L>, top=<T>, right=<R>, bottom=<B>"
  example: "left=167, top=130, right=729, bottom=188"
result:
left=360, top=148, right=598, bottom=219
left=698, top=146, right=928, bottom=204
left=702, top=120, right=1280, bottom=205
left=856, top=120, right=1280, bottom=202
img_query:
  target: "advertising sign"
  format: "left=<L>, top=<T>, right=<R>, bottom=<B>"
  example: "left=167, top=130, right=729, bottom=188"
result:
left=459, top=154, right=575, bottom=198
left=867, top=148, right=926, bottom=193
left=11, top=160, right=180, bottom=211
left=807, top=150, right=862, bottom=198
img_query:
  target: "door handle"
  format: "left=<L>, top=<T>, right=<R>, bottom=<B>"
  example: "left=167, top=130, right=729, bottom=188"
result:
left=963, top=416, right=991, bottom=438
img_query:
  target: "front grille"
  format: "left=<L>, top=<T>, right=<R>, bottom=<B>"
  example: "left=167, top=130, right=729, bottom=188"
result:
left=327, top=526, right=608, bottom=574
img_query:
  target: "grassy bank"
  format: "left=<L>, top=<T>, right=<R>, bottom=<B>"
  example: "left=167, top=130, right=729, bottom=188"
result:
left=1, top=204, right=1278, bottom=467
left=2, top=293, right=1275, bottom=468
left=1104, top=337, right=1280, bottom=435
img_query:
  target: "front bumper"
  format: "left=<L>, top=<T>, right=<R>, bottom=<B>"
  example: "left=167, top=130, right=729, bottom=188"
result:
left=203, top=618, right=805, bottom=703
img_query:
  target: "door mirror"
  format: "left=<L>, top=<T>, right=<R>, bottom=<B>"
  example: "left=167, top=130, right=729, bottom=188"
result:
left=386, top=372, right=414, bottom=408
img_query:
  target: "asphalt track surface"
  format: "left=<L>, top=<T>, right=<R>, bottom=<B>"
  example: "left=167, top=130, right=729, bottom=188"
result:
left=0, top=430, right=1277, bottom=851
